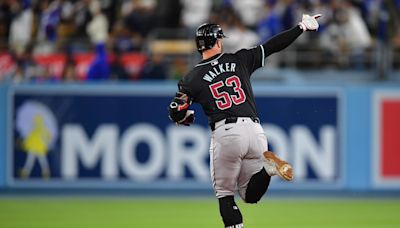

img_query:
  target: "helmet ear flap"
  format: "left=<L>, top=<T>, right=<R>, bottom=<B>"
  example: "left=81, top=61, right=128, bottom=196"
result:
left=195, top=23, right=225, bottom=53
left=197, top=40, right=206, bottom=52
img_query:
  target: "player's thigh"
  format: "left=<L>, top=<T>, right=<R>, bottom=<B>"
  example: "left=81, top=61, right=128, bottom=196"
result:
left=236, top=123, right=267, bottom=199
left=210, top=124, right=246, bottom=197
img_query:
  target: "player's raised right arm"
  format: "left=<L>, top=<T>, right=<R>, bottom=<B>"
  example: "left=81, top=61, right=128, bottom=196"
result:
left=262, top=14, right=321, bottom=57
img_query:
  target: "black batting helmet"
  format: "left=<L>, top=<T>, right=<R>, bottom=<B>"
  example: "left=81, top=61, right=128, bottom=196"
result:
left=195, top=23, right=226, bottom=53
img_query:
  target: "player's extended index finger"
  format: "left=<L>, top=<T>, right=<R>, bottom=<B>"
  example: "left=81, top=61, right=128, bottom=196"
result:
left=313, top=14, right=322, bottom=19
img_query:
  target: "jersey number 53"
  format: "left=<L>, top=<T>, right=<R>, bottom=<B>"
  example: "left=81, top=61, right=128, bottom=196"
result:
left=209, top=75, right=246, bottom=110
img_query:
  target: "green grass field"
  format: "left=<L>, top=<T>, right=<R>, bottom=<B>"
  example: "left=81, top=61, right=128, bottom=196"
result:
left=1, top=197, right=400, bottom=228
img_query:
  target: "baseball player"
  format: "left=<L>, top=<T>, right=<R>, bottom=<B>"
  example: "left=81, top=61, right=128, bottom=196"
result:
left=169, top=14, right=321, bottom=228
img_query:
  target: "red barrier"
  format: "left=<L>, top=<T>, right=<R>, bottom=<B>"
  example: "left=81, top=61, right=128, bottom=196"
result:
left=34, top=54, right=66, bottom=79
left=1, top=52, right=147, bottom=81
left=0, top=53, right=16, bottom=80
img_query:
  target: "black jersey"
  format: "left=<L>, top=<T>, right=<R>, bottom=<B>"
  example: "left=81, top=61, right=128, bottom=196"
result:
left=178, top=45, right=266, bottom=124
left=175, top=26, right=303, bottom=124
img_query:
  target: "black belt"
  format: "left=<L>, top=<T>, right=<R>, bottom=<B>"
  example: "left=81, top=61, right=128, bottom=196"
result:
left=210, top=117, right=260, bottom=131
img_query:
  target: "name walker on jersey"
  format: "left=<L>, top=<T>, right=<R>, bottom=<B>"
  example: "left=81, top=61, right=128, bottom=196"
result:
left=203, top=62, right=236, bottom=82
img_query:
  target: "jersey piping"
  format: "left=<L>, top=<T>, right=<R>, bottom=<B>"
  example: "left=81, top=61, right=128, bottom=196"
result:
left=260, top=45, right=265, bottom=67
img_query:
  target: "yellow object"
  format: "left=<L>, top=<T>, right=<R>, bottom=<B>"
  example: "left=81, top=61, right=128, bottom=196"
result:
left=23, top=115, right=52, bottom=155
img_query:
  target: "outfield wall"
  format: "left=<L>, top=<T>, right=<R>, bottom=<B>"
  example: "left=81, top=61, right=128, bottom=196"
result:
left=0, top=82, right=399, bottom=192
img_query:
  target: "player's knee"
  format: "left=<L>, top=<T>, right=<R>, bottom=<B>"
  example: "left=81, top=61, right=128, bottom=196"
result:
left=245, top=195, right=261, bottom=204
left=245, top=168, right=271, bottom=204
left=218, top=196, right=243, bottom=227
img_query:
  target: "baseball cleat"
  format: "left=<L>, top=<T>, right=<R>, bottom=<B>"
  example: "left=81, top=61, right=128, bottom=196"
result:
left=263, top=151, right=293, bottom=181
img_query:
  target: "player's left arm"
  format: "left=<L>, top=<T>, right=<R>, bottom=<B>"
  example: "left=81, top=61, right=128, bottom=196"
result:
left=168, top=91, right=195, bottom=126
left=262, top=14, right=321, bottom=57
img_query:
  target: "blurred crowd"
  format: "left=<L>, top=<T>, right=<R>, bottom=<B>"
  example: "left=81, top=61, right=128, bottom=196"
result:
left=0, top=0, right=400, bottom=82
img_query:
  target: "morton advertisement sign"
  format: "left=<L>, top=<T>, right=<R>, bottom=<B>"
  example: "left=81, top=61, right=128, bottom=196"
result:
left=8, top=86, right=343, bottom=190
